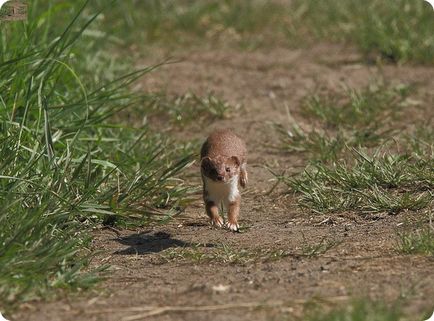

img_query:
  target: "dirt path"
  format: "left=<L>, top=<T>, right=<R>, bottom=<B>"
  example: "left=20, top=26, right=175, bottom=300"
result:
left=16, top=45, right=434, bottom=321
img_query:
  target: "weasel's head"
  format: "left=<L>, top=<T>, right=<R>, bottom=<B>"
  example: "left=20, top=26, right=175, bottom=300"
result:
left=201, top=155, right=240, bottom=183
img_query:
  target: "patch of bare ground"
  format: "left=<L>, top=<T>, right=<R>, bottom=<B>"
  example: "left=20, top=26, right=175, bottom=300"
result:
left=14, top=44, right=434, bottom=321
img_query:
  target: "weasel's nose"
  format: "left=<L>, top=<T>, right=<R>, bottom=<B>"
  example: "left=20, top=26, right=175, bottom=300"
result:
left=216, top=175, right=224, bottom=181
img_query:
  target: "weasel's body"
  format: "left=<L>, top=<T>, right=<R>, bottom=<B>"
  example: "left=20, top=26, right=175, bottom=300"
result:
left=200, top=129, right=247, bottom=231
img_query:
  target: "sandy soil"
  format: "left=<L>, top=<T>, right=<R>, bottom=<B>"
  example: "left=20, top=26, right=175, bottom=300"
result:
left=13, top=44, right=434, bottom=321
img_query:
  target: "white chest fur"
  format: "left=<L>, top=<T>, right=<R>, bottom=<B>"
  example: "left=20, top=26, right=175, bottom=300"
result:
left=204, top=175, right=239, bottom=206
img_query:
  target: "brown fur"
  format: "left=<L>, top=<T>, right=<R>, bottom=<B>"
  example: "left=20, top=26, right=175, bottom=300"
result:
left=201, top=129, right=246, bottom=163
left=200, top=129, right=247, bottom=231
left=200, top=129, right=247, bottom=184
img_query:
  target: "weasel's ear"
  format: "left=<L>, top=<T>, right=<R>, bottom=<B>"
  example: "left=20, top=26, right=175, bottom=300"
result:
left=200, top=157, right=213, bottom=169
left=228, top=156, right=241, bottom=167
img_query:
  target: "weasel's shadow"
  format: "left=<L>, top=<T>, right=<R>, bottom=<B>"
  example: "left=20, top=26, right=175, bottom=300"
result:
left=114, top=231, right=212, bottom=255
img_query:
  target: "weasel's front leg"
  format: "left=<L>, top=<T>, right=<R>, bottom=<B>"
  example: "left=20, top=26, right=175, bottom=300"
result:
left=227, top=196, right=240, bottom=232
left=205, top=200, right=224, bottom=227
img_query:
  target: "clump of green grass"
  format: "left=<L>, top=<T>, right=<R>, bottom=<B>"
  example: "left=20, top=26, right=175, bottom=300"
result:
left=406, top=126, right=434, bottom=158
left=151, top=91, right=234, bottom=128
left=0, top=0, right=193, bottom=307
left=275, top=81, right=432, bottom=216
left=90, top=0, right=287, bottom=48
left=301, top=237, right=341, bottom=258
left=275, top=124, right=346, bottom=163
left=303, top=85, right=409, bottom=129
left=87, top=0, right=434, bottom=64
left=161, top=243, right=289, bottom=265
left=398, top=222, right=434, bottom=256
left=290, top=0, right=434, bottom=64
left=303, top=299, right=402, bottom=321
left=0, top=7, right=8, bottom=18
left=277, top=84, right=408, bottom=162
left=284, top=150, right=433, bottom=215
left=162, top=239, right=340, bottom=264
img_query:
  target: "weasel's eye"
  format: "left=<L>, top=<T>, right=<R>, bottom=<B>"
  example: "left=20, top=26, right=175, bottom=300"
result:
left=225, top=167, right=231, bottom=173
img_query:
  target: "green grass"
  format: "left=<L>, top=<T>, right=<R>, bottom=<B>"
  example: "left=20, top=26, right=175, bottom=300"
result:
left=406, top=126, right=434, bottom=158
left=1, top=0, right=433, bottom=311
left=150, top=91, right=234, bottom=128
left=161, top=243, right=290, bottom=265
left=302, top=85, right=409, bottom=129
left=276, top=84, right=409, bottom=162
left=398, top=221, right=434, bottom=256
left=304, top=299, right=402, bottom=321
left=0, top=7, right=7, bottom=18
left=283, top=150, right=433, bottom=215
left=301, top=237, right=341, bottom=258
left=275, top=79, right=433, bottom=216
left=275, top=124, right=347, bottom=163
left=0, top=0, right=193, bottom=307
left=83, top=0, right=434, bottom=64
left=89, top=0, right=287, bottom=49
left=161, top=239, right=340, bottom=264
left=290, top=0, right=434, bottom=64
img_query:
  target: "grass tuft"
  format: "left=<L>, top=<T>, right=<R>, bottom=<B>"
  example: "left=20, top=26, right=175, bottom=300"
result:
left=161, top=239, right=340, bottom=265
left=275, top=79, right=432, bottom=217
left=89, top=0, right=287, bottom=48
left=85, top=0, right=434, bottom=64
left=276, top=84, right=408, bottom=162
left=284, top=150, right=433, bottom=215
left=0, top=0, right=193, bottom=306
left=398, top=221, right=434, bottom=256
left=161, top=243, right=290, bottom=265
left=290, top=0, right=434, bottom=64
left=302, top=84, right=408, bottom=129
left=150, top=91, right=234, bottom=128
left=301, top=237, right=341, bottom=258
left=304, top=299, right=402, bottom=321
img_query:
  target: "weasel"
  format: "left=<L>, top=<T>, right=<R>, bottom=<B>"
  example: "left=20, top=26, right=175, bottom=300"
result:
left=200, top=129, right=247, bottom=232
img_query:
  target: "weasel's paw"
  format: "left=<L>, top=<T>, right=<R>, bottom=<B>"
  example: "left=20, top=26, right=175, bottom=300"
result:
left=210, top=216, right=224, bottom=228
left=226, top=221, right=239, bottom=232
